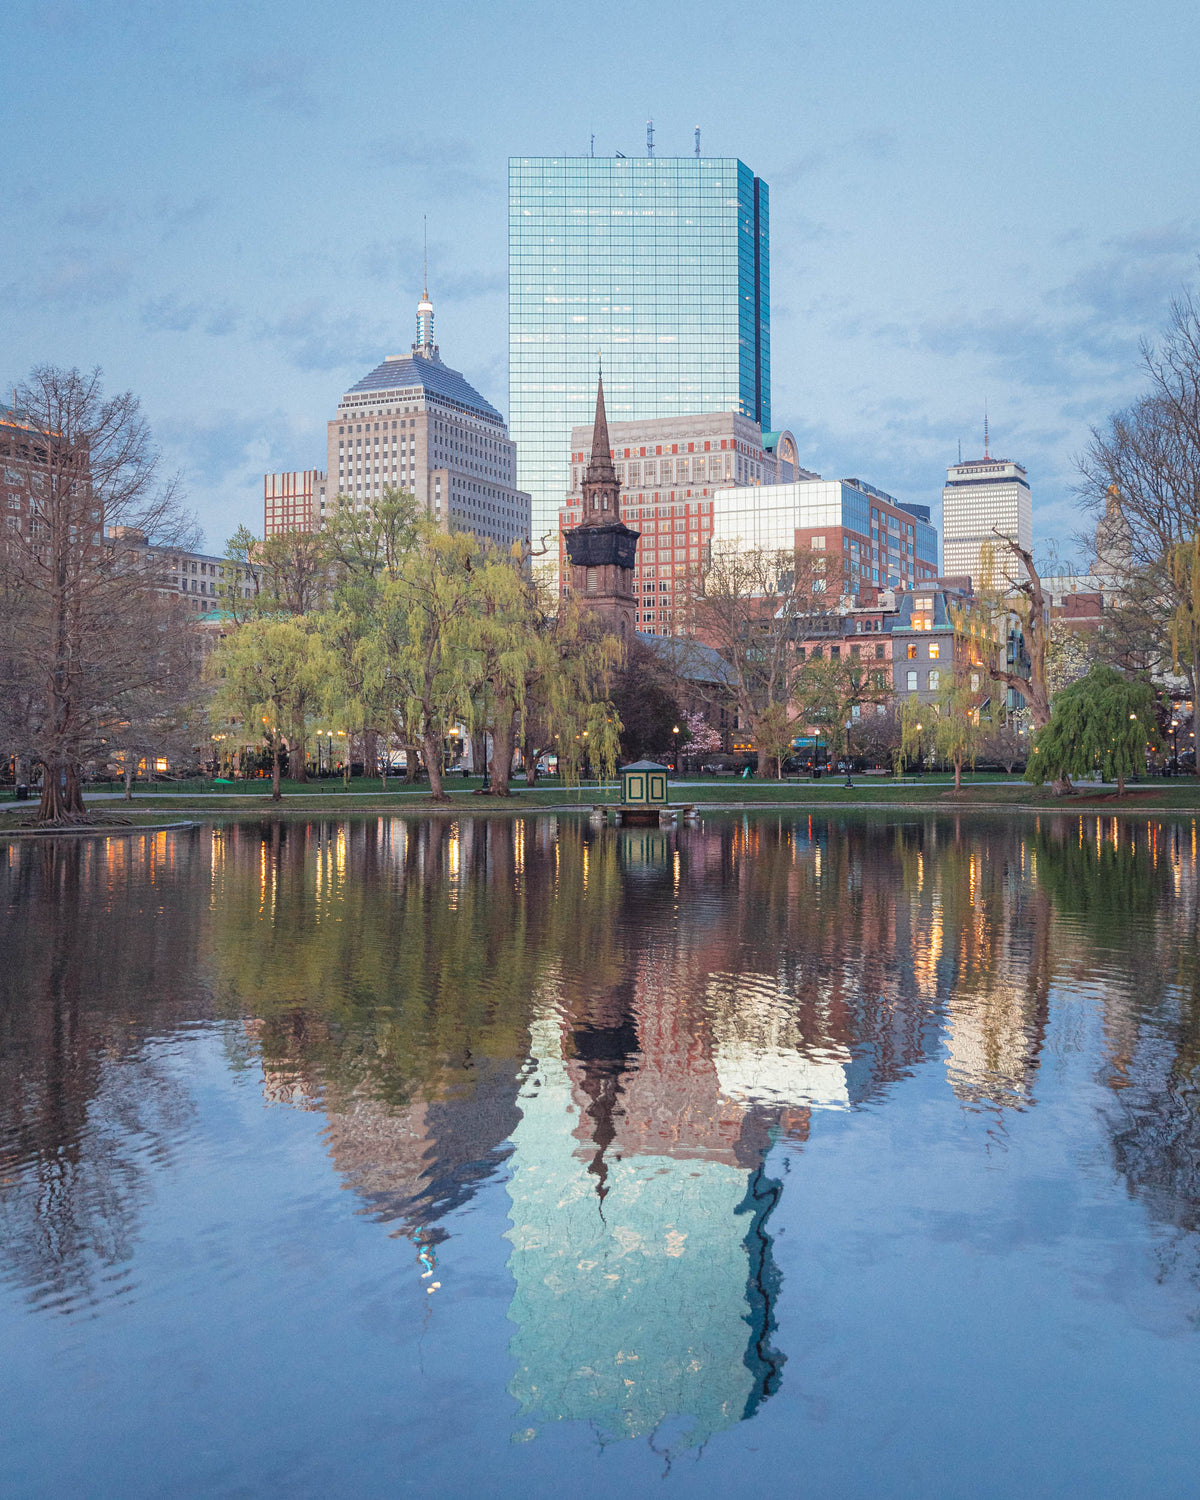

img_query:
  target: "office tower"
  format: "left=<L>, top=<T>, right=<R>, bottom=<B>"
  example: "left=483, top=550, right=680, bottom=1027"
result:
left=941, top=439, right=1032, bottom=589
left=328, top=288, right=531, bottom=549
left=559, top=412, right=805, bottom=634
left=510, top=154, right=770, bottom=547
left=713, top=477, right=940, bottom=597
left=265, top=290, right=531, bottom=550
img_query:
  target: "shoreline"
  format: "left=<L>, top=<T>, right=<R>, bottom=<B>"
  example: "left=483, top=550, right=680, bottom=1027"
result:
left=4, top=797, right=1199, bottom=840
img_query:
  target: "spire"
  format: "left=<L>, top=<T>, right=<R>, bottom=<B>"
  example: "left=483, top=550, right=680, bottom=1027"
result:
left=584, top=362, right=617, bottom=487
left=413, top=219, right=438, bottom=360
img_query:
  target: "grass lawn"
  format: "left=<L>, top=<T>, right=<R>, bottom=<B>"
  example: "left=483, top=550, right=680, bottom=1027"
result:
left=1, top=771, right=1189, bottom=820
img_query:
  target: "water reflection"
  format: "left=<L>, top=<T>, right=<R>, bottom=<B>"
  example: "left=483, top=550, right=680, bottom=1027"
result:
left=3, top=811, right=1200, bottom=1468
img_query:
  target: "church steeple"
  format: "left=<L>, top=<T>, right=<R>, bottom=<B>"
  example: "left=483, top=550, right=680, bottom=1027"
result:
left=580, top=365, right=620, bottom=526
left=563, top=364, right=638, bottom=639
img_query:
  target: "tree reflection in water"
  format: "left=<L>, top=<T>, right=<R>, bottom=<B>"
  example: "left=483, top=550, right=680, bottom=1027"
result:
left=2, top=811, right=1200, bottom=1443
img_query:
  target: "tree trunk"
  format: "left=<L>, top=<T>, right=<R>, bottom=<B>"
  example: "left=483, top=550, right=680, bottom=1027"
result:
left=271, top=738, right=282, bottom=801
left=756, top=746, right=773, bottom=777
left=423, top=730, right=449, bottom=802
left=954, top=757, right=962, bottom=790
left=124, top=760, right=134, bottom=801
left=1117, top=771, right=1126, bottom=797
left=293, top=732, right=307, bottom=784
left=490, top=703, right=516, bottom=797
left=37, top=761, right=85, bottom=823
left=364, top=728, right=378, bottom=782
left=402, top=738, right=419, bottom=784
left=1193, top=653, right=1200, bottom=777
left=524, top=735, right=539, bottom=787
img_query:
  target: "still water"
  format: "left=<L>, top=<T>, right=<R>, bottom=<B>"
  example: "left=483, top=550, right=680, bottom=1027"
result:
left=2, top=812, right=1200, bottom=1498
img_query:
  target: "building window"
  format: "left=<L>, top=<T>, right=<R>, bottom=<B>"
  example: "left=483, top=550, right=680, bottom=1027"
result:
left=928, top=670, right=940, bottom=691
left=907, top=643, right=918, bottom=659
left=928, top=642, right=940, bottom=659
left=907, top=670, right=918, bottom=691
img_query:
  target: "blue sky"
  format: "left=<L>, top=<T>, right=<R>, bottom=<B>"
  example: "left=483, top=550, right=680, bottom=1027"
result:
left=3, top=0, right=1198, bottom=558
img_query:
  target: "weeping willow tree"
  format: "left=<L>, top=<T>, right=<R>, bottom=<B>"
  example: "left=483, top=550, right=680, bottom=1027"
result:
left=207, top=616, right=330, bottom=800
left=1026, top=664, right=1159, bottom=797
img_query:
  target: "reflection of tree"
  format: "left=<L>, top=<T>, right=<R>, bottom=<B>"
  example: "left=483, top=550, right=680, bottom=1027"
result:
left=0, top=834, right=204, bottom=1309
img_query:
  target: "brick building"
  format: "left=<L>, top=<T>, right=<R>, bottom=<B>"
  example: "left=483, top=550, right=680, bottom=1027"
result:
left=558, top=412, right=805, bottom=634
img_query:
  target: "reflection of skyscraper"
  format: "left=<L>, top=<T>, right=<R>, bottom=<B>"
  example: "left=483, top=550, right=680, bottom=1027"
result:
left=505, top=995, right=784, bottom=1450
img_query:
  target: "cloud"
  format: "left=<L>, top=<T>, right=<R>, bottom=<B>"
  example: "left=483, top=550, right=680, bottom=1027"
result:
left=140, top=294, right=241, bottom=336
left=158, top=410, right=304, bottom=490
left=58, top=196, right=125, bottom=230
left=154, top=194, right=218, bottom=236
left=364, top=134, right=494, bottom=195
left=259, top=301, right=384, bottom=373
left=851, top=128, right=897, bottom=162
left=141, top=295, right=204, bottom=333
left=9, top=251, right=133, bottom=307
left=773, top=130, right=898, bottom=188
left=226, top=52, right=322, bottom=118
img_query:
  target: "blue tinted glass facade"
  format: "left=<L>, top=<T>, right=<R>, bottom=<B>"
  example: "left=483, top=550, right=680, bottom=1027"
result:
left=509, top=156, right=770, bottom=542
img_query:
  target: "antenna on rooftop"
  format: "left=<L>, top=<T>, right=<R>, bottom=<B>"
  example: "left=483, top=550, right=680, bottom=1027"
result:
left=983, top=400, right=990, bottom=459
left=646, top=118, right=654, bottom=157
left=590, top=132, right=595, bottom=158
left=422, top=215, right=428, bottom=296
left=958, top=438, right=962, bottom=464
left=694, top=127, right=701, bottom=157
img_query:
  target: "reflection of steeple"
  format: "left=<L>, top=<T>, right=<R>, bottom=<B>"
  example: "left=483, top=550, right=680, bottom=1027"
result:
left=571, top=1011, right=640, bottom=1205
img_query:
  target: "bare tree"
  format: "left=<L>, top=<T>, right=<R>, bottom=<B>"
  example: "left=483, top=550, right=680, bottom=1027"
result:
left=0, top=368, right=196, bottom=821
left=690, top=541, right=841, bottom=776
left=1080, top=293, right=1200, bottom=745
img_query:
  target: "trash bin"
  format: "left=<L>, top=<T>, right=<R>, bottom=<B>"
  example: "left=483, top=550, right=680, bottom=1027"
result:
left=15, top=783, right=29, bottom=800
left=812, top=767, right=822, bottom=780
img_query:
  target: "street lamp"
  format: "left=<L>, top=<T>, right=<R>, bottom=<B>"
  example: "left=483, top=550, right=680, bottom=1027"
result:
left=672, top=724, right=680, bottom=774
left=844, top=718, right=854, bottom=787
left=915, top=722, right=923, bottom=777
left=1172, top=718, right=1180, bottom=775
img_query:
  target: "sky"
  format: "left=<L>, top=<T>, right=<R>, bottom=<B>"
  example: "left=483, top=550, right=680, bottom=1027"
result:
left=3, top=0, right=1199, bottom=560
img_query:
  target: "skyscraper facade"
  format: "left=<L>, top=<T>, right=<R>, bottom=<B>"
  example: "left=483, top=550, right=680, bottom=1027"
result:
left=509, top=155, right=770, bottom=545
left=941, top=455, right=1032, bottom=588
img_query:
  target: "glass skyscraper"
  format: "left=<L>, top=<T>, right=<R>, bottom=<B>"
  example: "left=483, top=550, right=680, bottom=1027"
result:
left=509, top=155, right=770, bottom=543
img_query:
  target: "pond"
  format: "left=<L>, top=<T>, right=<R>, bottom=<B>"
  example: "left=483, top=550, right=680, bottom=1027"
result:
left=2, top=812, right=1200, bottom=1498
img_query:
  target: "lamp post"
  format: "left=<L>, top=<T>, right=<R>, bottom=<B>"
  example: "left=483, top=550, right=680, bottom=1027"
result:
left=1172, top=718, right=1180, bottom=775
left=672, top=723, right=680, bottom=775
left=915, top=722, right=923, bottom=777
left=844, top=718, right=854, bottom=787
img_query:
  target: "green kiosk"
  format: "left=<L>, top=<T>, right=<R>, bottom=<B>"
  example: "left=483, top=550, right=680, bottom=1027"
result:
left=620, top=760, right=670, bottom=808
